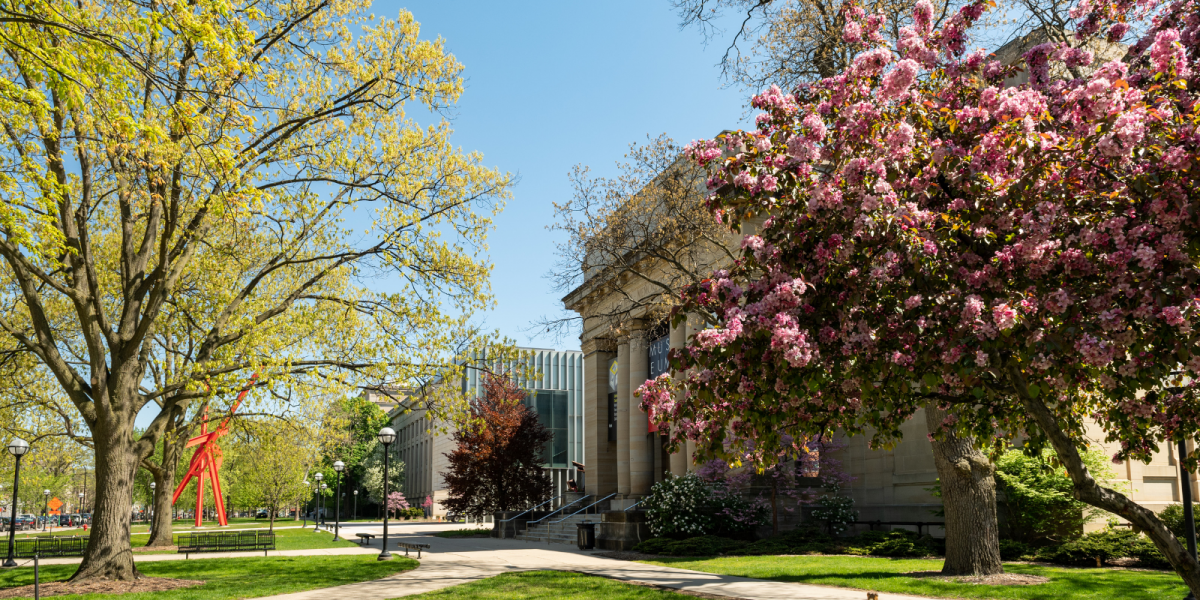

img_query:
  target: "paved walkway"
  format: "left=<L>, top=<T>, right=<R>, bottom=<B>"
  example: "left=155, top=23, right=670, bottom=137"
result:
left=258, top=523, right=936, bottom=600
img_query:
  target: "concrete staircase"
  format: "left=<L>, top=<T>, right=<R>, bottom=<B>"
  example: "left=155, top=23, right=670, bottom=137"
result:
left=514, top=511, right=603, bottom=545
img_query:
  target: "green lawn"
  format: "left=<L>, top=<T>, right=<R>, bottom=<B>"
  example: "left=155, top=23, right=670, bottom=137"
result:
left=396, top=570, right=689, bottom=599
left=0, top=554, right=417, bottom=600
left=640, top=555, right=1186, bottom=600
left=433, top=528, right=491, bottom=539
left=16, top=526, right=359, bottom=555
left=129, top=519, right=300, bottom=533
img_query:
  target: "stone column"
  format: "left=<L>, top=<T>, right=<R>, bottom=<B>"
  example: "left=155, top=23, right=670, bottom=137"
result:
left=583, top=340, right=617, bottom=496
left=629, top=330, right=652, bottom=496
left=617, top=340, right=631, bottom=497
left=669, top=320, right=689, bottom=477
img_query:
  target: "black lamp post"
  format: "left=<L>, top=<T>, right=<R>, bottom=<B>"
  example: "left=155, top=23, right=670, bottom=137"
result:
left=149, top=481, right=157, bottom=534
left=312, top=472, right=323, bottom=532
left=77, top=492, right=83, bottom=527
left=353, top=490, right=358, bottom=522
left=42, top=489, right=49, bottom=531
left=377, top=426, right=396, bottom=561
left=4, top=438, right=30, bottom=568
left=302, top=480, right=310, bottom=527
left=332, top=461, right=344, bottom=541
left=319, top=483, right=327, bottom=529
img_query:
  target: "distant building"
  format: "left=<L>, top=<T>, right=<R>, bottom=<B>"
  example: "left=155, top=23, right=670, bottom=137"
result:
left=390, top=347, right=584, bottom=518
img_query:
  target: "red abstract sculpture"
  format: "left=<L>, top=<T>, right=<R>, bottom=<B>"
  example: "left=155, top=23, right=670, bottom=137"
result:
left=172, top=375, right=257, bottom=527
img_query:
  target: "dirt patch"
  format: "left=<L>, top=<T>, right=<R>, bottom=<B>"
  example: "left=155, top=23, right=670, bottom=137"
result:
left=0, top=576, right=204, bottom=598
left=905, top=571, right=1049, bottom=585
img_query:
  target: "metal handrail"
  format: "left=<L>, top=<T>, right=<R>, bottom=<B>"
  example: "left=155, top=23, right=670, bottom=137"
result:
left=528, top=494, right=591, bottom=525
left=623, top=499, right=644, bottom=512
left=551, top=493, right=616, bottom=524
left=498, top=494, right=563, bottom=523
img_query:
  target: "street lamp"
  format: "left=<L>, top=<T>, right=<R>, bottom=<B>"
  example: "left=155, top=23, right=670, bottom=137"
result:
left=77, top=492, right=83, bottom=526
left=377, top=426, right=396, bottom=561
left=332, top=460, right=344, bottom=541
left=302, top=480, right=310, bottom=528
left=353, top=490, right=358, bottom=522
left=319, top=483, right=328, bottom=530
left=313, top=472, right=324, bottom=532
left=42, top=490, right=49, bottom=532
left=5, top=438, right=30, bottom=567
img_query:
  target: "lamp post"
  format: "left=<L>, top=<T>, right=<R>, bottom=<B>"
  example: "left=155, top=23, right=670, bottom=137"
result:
left=42, top=490, right=49, bottom=532
left=5, top=438, right=30, bottom=567
left=319, top=483, right=328, bottom=530
left=377, top=426, right=396, bottom=561
left=332, top=461, right=344, bottom=541
left=302, top=480, right=310, bottom=528
left=313, top=472, right=323, bottom=532
left=77, top=492, right=83, bottom=527
left=353, top=490, right=358, bottom=522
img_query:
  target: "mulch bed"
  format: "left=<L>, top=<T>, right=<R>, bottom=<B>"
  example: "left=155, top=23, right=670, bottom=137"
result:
left=905, top=571, right=1049, bottom=585
left=0, top=577, right=204, bottom=598
left=133, top=544, right=177, bottom=552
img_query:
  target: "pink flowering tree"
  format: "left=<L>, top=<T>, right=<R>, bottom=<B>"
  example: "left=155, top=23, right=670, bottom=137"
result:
left=386, top=492, right=409, bottom=519
left=640, top=0, right=1200, bottom=589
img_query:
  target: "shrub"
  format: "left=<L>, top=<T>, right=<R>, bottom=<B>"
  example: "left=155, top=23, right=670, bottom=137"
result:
left=1157, top=504, right=1199, bottom=539
left=635, top=535, right=746, bottom=556
left=995, top=447, right=1118, bottom=544
left=1127, top=535, right=1172, bottom=569
left=663, top=535, right=747, bottom=556
left=642, top=473, right=767, bottom=539
left=632, top=538, right=673, bottom=555
left=1034, top=527, right=1139, bottom=566
left=643, top=473, right=714, bottom=539
left=998, top=539, right=1032, bottom=561
left=810, top=483, right=857, bottom=536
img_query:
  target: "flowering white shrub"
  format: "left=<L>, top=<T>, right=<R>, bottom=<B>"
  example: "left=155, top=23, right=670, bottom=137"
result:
left=810, top=483, right=858, bottom=536
left=643, top=472, right=767, bottom=538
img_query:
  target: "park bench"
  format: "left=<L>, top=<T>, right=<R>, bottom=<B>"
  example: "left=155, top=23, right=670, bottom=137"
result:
left=177, top=531, right=275, bottom=558
left=12, top=535, right=88, bottom=558
left=395, top=541, right=430, bottom=558
left=355, top=532, right=376, bottom=546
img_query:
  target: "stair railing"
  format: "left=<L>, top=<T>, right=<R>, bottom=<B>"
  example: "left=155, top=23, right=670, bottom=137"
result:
left=550, top=493, right=616, bottom=524
left=623, top=499, right=644, bottom=512
left=497, top=494, right=563, bottom=523
left=526, top=494, right=591, bottom=526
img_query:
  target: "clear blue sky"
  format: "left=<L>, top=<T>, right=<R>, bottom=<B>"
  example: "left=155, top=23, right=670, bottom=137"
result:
left=376, top=0, right=753, bottom=350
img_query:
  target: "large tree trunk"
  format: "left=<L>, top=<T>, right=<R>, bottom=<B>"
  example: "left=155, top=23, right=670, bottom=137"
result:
left=145, top=465, right=176, bottom=547
left=71, top=420, right=141, bottom=581
left=1008, top=365, right=1200, bottom=597
left=924, top=404, right=1004, bottom=576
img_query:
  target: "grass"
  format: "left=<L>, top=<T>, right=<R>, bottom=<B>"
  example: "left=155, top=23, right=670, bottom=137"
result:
left=433, top=528, right=491, bottom=539
left=0, top=554, right=417, bottom=599
left=128, top=519, right=294, bottom=533
left=16, top=526, right=359, bottom=555
left=639, top=555, right=1187, bottom=600
left=395, top=570, right=690, bottom=599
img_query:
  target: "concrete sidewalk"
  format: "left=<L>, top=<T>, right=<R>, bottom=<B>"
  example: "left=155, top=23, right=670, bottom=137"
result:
left=259, top=523, right=936, bottom=600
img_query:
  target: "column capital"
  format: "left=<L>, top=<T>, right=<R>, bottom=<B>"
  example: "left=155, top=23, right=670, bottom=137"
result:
left=581, top=337, right=615, bottom=355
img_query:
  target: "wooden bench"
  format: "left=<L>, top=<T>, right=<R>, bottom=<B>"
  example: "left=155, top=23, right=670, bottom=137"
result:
left=177, top=531, right=275, bottom=558
left=395, top=541, right=430, bottom=558
left=355, top=532, right=376, bottom=546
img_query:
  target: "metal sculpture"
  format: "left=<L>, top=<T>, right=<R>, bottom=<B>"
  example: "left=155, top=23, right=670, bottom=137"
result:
left=172, top=375, right=257, bottom=527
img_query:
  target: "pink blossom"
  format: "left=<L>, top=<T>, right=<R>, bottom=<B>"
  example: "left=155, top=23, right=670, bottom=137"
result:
left=962, top=295, right=985, bottom=322
left=992, top=303, right=1018, bottom=330
left=843, top=21, right=863, bottom=44
left=974, top=350, right=989, bottom=367
left=880, top=59, right=919, bottom=100
left=905, top=294, right=923, bottom=309
left=1161, top=306, right=1186, bottom=326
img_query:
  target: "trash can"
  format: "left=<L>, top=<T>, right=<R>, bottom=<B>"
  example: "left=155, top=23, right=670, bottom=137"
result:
left=576, top=521, right=596, bottom=550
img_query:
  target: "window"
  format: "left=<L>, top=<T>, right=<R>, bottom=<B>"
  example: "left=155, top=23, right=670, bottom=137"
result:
left=527, top=390, right=569, bottom=467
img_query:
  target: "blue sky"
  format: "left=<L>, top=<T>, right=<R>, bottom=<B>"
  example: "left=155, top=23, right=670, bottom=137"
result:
left=375, top=0, right=754, bottom=350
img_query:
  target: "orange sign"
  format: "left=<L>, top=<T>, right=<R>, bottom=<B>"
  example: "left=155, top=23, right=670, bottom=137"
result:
left=47, top=497, right=62, bottom=515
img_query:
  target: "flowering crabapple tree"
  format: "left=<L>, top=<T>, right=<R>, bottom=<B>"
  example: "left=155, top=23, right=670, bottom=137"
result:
left=639, top=0, right=1200, bottom=588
